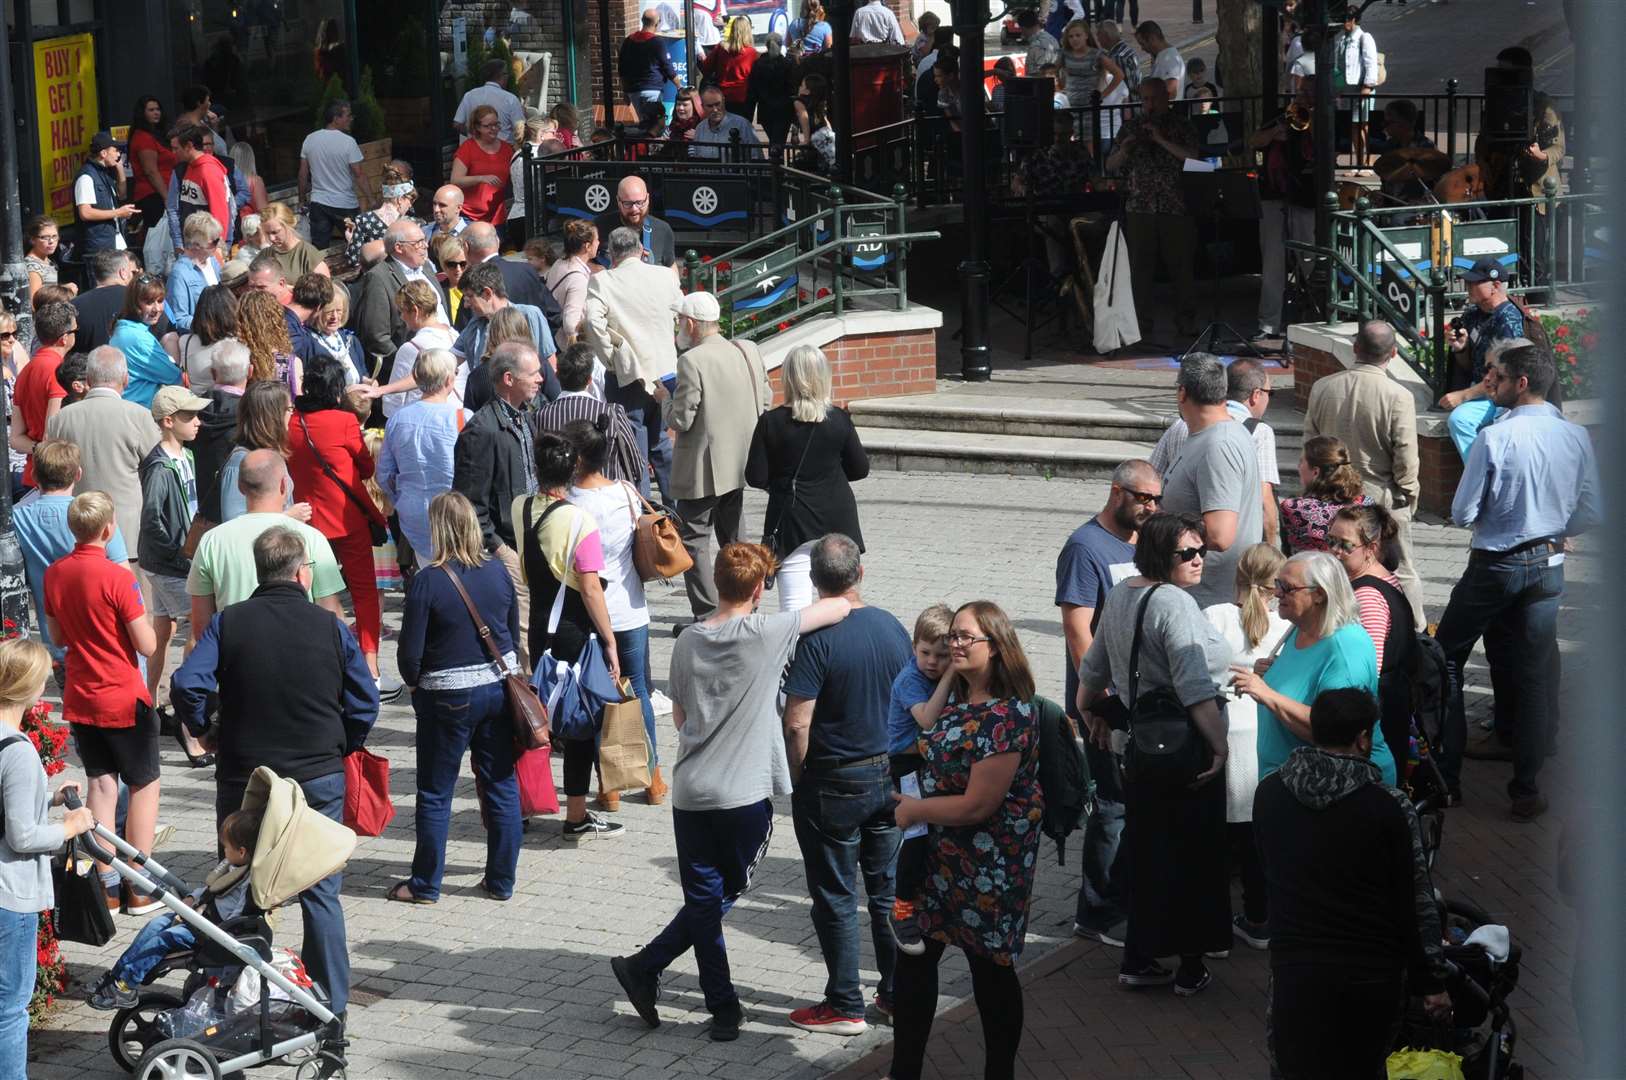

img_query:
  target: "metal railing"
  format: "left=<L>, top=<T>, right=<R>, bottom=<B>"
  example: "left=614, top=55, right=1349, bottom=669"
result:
left=678, top=181, right=939, bottom=342
left=1294, top=178, right=1609, bottom=393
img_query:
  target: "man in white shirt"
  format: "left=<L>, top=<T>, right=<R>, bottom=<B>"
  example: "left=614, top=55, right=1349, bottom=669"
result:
left=453, top=59, right=528, bottom=143
left=1137, top=21, right=1185, bottom=101
left=850, top=0, right=904, bottom=45
left=298, top=100, right=368, bottom=250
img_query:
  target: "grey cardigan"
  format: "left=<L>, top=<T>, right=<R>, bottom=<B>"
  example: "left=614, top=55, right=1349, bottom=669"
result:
left=0, top=734, right=66, bottom=913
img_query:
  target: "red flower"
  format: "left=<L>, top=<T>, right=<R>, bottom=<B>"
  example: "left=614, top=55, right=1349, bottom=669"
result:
left=716, top=261, right=732, bottom=273
left=1555, top=325, right=1570, bottom=339
left=1582, top=333, right=1598, bottom=349
left=1576, top=308, right=1589, bottom=318
left=1567, top=354, right=1578, bottom=366
left=817, top=287, right=831, bottom=299
left=777, top=321, right=792, bottom=331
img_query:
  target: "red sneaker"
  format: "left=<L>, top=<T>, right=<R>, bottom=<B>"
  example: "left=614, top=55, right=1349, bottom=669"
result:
left=788, top=1002, right=867, bottom=1036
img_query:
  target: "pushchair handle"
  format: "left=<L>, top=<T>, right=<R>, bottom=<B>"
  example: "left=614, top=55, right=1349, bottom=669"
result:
left=1444, top=960, right=1493, bottom=1006
left=63, top=791, right=190, bottom=895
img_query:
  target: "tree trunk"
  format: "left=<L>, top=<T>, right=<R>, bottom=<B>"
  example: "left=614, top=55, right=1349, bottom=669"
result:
left=1216, top=0, right=1263, bottom=142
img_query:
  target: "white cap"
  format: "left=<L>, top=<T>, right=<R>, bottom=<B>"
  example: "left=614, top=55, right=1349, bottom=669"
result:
left=672, top=292, right=721, bottom=321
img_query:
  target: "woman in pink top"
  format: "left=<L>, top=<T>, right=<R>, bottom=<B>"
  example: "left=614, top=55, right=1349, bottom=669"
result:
left=1327, top=503, right=1415, bottom=764
left=543, top=219, right=598, bottom=343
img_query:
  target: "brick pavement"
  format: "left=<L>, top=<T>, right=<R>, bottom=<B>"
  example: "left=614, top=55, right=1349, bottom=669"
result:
left=30, top=469, right=1592, bottom=1079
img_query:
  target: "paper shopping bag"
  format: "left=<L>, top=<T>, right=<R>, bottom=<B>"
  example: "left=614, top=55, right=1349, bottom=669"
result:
left=597, top=681, right=652, bottom=793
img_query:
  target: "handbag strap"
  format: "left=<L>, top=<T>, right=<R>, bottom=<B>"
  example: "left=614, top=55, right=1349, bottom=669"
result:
left=1125, top=582, right=1163, bottom=712
left=767, top=422, right=817, bottom=542
left=296, top=413, right=382, bottom=526
left=522, top=496, right=584, bottom=638
left=440, top=564, right=509, bottom=671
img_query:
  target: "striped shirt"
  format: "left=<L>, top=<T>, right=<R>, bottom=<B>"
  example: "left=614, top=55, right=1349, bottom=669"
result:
left=534, top=391, right=646, bottom=487
left=1353, top=571, right=1400, bottom=670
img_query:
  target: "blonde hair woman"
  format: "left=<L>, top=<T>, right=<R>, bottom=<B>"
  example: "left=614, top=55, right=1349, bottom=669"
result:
left=1203, top=543, right=1289, bottom=949
left=373, top=278, right=460, bottom=418
left=390, top=491, right=524, bottom=905
left=258, top=201, right=330, bottom=281
left=744, top=345, right=870, bottom=612
left=703, top=16, right=759, bottom=116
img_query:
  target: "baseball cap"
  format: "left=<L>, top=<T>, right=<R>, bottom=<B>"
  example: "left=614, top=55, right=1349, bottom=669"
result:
left=151, top=386, right=211, bottom=420
left=89, top=131, right=117, bottom=153
left=672, top=292, right=721, bottom=322
left=1461, top=256, right=1508, bottom=284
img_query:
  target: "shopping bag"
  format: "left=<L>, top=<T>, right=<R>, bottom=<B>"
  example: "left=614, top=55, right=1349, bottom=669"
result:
left=598, top=681, right=652, bottom=793
left=1386, top=1048, right=1465, bottom=1080
left=1092, top=220, right=1141, bottom=354
left=342, top=748, right=395, bottom=837
left=476, top=745, right=560, bottom=821
left=50, top=846, right=116, bottom=946
left=372, top=541, right=403, bottom=592
left=532, top=634, right=619, bottom=742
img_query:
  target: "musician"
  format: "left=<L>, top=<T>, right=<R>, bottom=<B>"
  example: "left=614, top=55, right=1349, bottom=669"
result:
left=1106, top=77, right=1198, bottom=338
left=1370, top=100, right=1435, bottom=155
left=1439, top=257, right=1524, bottom=461
left=1012, top=111, right=1094, bottom=275
left=1473, top=46, right=1563, bottom=299
left=1249, top=80, right=1318, bottom=340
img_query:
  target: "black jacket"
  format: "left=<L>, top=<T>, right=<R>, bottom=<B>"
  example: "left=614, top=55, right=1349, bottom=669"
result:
left=137, top=444, right=193, bottom=579
left=192, top=389, right=241, bottom=524
left=745, top=405, right=869, bottom=555
left=353, top=258, right=451, bottom=367
left=452, top=399, right=534, bottom=551
left=488, top=256, right=564, bottom=335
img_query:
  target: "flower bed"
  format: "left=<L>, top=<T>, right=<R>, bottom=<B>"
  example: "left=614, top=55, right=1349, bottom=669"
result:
left=1538, top=306, right=1598, bottom=401
left=24, top=698, right=69, bottom=1018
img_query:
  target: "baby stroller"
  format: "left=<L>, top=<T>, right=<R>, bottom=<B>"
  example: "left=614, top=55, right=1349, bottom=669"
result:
left=70, top=766, right=358, bottom=1079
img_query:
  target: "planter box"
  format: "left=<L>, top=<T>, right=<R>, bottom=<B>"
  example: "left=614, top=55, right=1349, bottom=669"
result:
left=357, top=138, right=394, bottom=202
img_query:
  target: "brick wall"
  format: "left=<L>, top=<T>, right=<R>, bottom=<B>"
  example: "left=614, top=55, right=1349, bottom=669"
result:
left=1290, top=338, right=1341, bottom=411
left=438, top=1, right=569, bottom=113
left=766, top=327, right=938, bottom=406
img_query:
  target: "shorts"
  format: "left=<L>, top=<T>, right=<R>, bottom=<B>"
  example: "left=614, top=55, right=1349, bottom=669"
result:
left=1350, top=92, right=1375, bottom=122
left=146, top=573, right=191, bottom=619
left=71, top=703, right=161, bottom=786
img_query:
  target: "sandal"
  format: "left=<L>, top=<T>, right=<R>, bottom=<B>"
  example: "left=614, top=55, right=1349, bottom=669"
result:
left=386, top=881, right=435, bottom=905
left=475, top=878, right=512, bottom=902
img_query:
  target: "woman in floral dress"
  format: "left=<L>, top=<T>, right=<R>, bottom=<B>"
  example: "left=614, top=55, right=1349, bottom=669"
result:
left=891, top=600, right=1041, bottom=1080
left=1279, top=435, right=1369, bottom=554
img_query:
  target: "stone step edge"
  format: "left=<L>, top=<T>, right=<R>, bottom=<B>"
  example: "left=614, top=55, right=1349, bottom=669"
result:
left=849, top=397, right=1307, bottom=435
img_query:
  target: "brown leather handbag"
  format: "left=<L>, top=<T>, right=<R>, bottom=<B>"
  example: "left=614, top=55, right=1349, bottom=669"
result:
left=442, top=564, right=551, bottom=750
left=625, top=483, right=692, bottom=582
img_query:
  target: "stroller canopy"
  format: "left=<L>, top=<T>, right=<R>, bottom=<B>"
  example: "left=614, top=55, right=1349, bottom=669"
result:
left=239, top=767, right=357, bottom=910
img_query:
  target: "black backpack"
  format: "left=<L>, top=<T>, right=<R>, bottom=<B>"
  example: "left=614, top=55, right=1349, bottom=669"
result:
left=1363, top=576, right=1450, bottom=749
left=1031, top=694, right=1092, bottom=866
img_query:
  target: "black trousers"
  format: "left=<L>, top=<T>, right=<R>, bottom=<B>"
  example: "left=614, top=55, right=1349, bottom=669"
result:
left=1269, top=965, right=1404, bottom=1080
left=890, top=938, right=1023, bottom=1080
left=1229, top=821, right=1267, bottom=925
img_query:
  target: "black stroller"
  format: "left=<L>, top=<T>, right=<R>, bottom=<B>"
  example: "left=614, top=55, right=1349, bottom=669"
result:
left=72, top=767, right=357, bottom=1079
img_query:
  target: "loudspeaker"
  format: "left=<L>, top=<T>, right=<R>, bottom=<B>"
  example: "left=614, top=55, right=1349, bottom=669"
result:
left=1483, top=65, right=1534, bottom=144
left=1001, top=77, right=1054, bottom=150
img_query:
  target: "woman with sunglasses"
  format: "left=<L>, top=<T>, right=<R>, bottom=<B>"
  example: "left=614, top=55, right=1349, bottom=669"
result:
left=1232, top=550, right=1396, bottom=786
left=109, top=274, right=184, bottom=408
left=1077, top=511, right=1232, bottom=995
left=164, top=211, right=225, bottom=333
left=890, top=600, right=1041, bottom=1080
left=1327, top=504, right=1415, bottom=765
left=432, top=235, right=470, bottom=327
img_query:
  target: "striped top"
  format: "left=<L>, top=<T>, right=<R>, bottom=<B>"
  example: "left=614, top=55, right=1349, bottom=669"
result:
left=1062, top=48, right=1099, bottom=108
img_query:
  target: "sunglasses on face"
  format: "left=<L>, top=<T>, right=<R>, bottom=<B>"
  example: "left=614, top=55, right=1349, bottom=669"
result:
left=1274, top=580, right=1315, bottom=595
left=443, top=259, right=467, bottom=268
left=1325, top=536, right=1362, bottom=554
left=1174, top=545, right=1207, bottom=563
left=1120, top=486, right=1162, bottom=506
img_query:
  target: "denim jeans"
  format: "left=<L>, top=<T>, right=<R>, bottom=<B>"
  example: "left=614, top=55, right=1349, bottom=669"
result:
left=219, top=771, right=349, bottom=1015
left=791, top=758, right=900, bottom=1015
left=0, top=907, right=33, bottom=1080
left=606, top=379, right=673, bottom=509
left=613, top=627, right=658, bottom=766
left=634, top=799, right=774, bottom=1013
left=409, top=683, right=521, bottom=899
left=307, top=202, right=353, bottom=250
left=1434, top=547, right=1564, bottom=798
left=113, top=912, right=196, bottom=986
left=1075, top=699, right=1127, bottom=931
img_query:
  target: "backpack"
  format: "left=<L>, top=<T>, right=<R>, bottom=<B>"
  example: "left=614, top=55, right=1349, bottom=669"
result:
left=1363, top=577, right=1450, bottom=749
left=1031, top=694, right=1092, bottom=866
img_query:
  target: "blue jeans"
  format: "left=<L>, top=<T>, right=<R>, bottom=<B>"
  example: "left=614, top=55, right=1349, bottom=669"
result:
left=634, top=799, right=774, bottom=1013
left=791, top=758, right=899, bottom=1015
left=218, top=771, right=349, bottom=1016
left=607, top=379, right=674, bottom=509
left=1447, top=399, right=1504, bottom=461
left=1434, top=546, right=1564, bottom=798
left=409, top=683, right=521, bottom=899
left=613, top=627, right=658, bottom=767
left=1074, top=697, right=1127, bottom=930
left=114, top=912, right=195, bottom=986
left=0, top=908, right=33, bottom=1080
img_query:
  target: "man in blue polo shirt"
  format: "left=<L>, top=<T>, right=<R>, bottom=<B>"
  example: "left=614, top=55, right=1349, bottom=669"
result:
left=782, top=534, right=912, bottom=1036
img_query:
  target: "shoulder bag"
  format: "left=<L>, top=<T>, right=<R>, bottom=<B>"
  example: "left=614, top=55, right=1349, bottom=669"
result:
left=1121, top=584, right=1213, bottom=790
left=625, top=486, right=692, bottom=582
left=442, top=563, right=551, bottom=749
left=297, top=413, right=389, bottom=546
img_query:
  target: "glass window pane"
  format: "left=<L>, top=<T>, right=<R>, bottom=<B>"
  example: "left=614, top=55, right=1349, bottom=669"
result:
left=31, top=0, right=60, bottom=29
left=67, top=0, right=94, bottom=24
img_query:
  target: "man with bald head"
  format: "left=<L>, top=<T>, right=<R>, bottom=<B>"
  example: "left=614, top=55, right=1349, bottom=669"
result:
left=186, top=448, right=349, bottom=624
left=620, top=9, right=682, bottom=128
left=595, top=174, right=676, bottom=268
left=426, top=184, right=469, bottom=250
left=354, top=217, right=450, bottom=371
left=1304, top=319, right=1424, bottom=622
left=462, top=220, right=563, bottom=329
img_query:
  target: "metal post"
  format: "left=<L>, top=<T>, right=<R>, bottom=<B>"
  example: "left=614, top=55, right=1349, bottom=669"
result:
left=600, top=0, right=616, bottom=127
left=1261, top=4, right=1280, bottom=125
left=1310, top=0, right=1336, bottom=255
left=1444, top=77, right=1458, bottom=166
left=830, top=187, right=846, bottom=317
left=1322, top=189, right=1340, bottom=326
left=1354, top=196, right=1371, bottom=321
left=1543, top=175, right=1559, bottom=296
left=685, top=0, right=697, bottom=83
left=955, top=0, right=992, bottom=382
left=1192, top=0, right=1203, bottom=24
left=831, top=0, right=855, bottom=185
left=0, top=11, right=40, bottom=641
left=893, top=183, right=909, bottom=312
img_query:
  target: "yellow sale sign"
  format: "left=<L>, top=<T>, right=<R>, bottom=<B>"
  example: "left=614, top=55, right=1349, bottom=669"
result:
left=34, top=33, right=99, bottom=225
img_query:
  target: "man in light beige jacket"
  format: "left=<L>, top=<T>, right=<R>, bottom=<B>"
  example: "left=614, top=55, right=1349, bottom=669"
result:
left=665, top=292, right=772, bottom=622
left=583, top=225, right=685, bottom=504
left=1303, top=320, right=1424, bottom=623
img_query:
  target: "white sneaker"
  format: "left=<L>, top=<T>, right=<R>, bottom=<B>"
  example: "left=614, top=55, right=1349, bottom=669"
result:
left=376, top=674, right=404, bottom=703
left=649, top=690, right=674, bottom=717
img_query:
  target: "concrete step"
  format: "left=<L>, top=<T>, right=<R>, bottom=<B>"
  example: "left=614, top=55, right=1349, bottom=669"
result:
left=848, top=393, right=1306, bottom=445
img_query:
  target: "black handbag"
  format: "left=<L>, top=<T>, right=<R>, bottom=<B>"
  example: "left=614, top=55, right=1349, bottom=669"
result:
left=51, top=844, right=116, bottom=946
left=1121, top=584, right=1213, bottom=790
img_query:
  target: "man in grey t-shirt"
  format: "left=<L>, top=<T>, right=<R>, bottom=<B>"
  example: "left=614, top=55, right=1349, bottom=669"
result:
left=1160, top=353, right=1263, bottom=608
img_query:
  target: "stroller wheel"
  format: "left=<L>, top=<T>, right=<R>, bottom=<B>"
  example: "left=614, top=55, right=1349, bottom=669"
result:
left=109, top=990, right=185, bottom=1073
left=294, top=1050, right=348, bottom=1080
left=135, top=1038, right=222, bottom=1080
